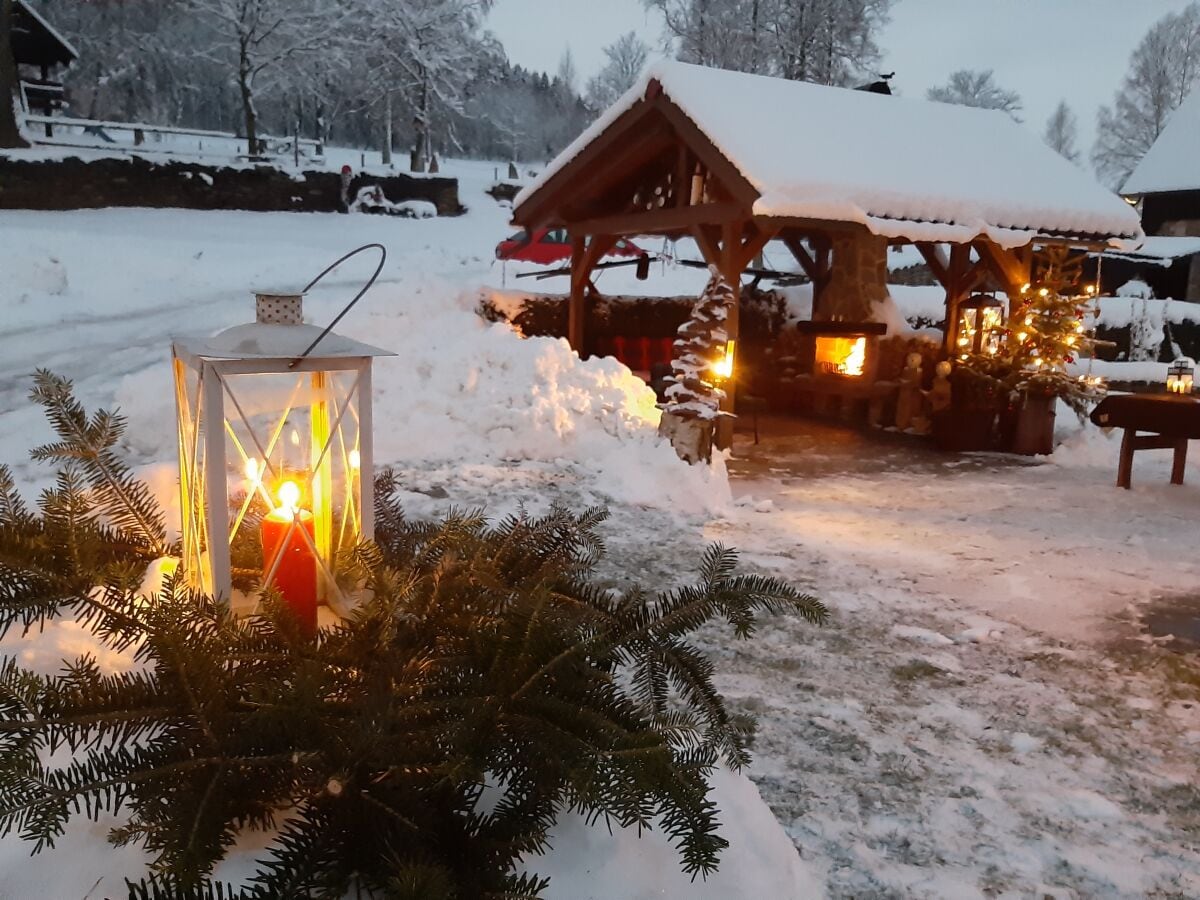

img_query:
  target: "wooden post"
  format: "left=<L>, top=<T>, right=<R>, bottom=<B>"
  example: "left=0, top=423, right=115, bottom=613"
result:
left=715, top=219, right=744, bottom=449
left=567, top=234, right=616, bottom=355
left=569, top=235, right=586, bottom=352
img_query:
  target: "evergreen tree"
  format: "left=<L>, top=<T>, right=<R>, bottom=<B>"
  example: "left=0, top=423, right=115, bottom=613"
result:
left=663, top=269, right=734, bottom=422
left=0, top=373, right=825, bottom=898
left=961, top=248, right=1104, bottom=416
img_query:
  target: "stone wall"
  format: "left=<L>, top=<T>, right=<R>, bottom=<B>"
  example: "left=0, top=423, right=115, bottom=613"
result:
left=0, top=155, right=463, bottom=215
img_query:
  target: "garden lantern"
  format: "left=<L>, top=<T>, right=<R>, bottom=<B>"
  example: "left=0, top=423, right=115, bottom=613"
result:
left=712, top=339, right=736, bottom=381
left=1167, top=356, right=1195, bottom=395
left=172, top=289, right=393, bottom=625
left=956, top=293, right=1005, bottom=358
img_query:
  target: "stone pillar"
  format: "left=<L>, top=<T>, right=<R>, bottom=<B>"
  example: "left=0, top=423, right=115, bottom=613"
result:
left=821, top=230, right=890, bottom=322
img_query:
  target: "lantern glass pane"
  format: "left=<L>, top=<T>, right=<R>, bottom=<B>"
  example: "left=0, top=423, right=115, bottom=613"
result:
left=222, top=368, right=364, bottom=597
left=175, top=360, right=369, bottom=605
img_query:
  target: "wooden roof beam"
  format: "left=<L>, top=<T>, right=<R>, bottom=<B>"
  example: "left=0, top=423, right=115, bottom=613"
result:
left=566, top=201, right=746, bottom=239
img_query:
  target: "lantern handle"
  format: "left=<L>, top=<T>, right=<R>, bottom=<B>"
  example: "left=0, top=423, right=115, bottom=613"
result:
left=288, top=242, right=387, bottom=368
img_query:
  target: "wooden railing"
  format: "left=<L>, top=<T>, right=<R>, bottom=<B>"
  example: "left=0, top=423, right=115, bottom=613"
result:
left=21, top=114, right=325, bottom=163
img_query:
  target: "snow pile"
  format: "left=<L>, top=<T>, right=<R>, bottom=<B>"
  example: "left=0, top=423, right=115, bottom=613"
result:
left=1115, top=278, right=1153, bottom=299
left=0, top=205, right=730, bottom=521
left=522, top=767, right=823, bottom=899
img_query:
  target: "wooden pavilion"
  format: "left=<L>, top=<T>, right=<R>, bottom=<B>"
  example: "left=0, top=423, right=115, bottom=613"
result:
left=511, top=62, right=1143, bottom=421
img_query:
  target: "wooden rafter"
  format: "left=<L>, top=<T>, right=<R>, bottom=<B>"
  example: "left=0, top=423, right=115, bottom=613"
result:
left=974, top=240, right=1032, bottom=297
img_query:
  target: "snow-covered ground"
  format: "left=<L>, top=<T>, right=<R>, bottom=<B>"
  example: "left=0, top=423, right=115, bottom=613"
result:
left=1, top=159, right=1198, bottom=898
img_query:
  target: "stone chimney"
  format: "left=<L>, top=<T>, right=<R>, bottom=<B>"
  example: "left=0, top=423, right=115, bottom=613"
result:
left=819, top=231, right=890, bottom=322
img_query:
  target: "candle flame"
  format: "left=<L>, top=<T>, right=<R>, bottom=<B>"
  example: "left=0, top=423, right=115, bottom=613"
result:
left=244, top=458, right=260, bottom=482
left=290, top=428, right=300, bottom=447
left=348, top=449, right=361, bottom=470
left=277, top=480, right=301, bottom=513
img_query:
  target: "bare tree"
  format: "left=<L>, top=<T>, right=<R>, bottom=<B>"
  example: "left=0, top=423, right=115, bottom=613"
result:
left=645, top=0, right=891, bottom=86
left=586, top=32, right=651, bottom=111
left=187, top=0, right=330, bottom=156
left=0, top=0, right=28, bottom=148
left=926, top=69, right=1022, bottom=120
left=1043, top=100, right=1079, bottom=164
left=556, top=46, right=578, bottom=97
left=1091, top=2, right=1200, bottom=188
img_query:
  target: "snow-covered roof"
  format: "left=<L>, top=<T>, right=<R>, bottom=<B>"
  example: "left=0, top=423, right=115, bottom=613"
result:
left=517, top=61, right=1142, bottom=249
left=1100, top=235, right=1200, bottom=265
left=1122, top=88, right=1200, bottom=196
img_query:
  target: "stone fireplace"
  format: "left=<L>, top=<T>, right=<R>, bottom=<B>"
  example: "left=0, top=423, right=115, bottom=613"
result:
left=799, top=229, right=891, bottom=385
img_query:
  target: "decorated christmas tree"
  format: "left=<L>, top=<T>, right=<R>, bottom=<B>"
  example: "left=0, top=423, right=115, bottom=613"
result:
left=962, top=246, right=1105, bottom=416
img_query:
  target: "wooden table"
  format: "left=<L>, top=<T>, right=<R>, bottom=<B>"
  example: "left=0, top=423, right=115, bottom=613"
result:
left=1090, top=393, right=1200, bottom=488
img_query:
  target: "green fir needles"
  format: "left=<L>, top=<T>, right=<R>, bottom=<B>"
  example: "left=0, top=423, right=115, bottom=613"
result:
left=0, top=373, right=825, bottom=899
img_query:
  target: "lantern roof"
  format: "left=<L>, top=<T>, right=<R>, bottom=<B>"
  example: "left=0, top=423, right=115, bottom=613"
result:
left=175, top=291, right=395, bottom=362
left=176, top=322, right=394, bottom=361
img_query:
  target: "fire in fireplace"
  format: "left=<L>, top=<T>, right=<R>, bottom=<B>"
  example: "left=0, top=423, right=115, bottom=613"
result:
left=815, top=336, right=867, bottom=377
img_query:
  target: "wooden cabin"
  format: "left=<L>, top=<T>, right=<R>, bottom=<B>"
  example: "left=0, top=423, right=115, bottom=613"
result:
left=1116, top=89, right=1200, bottom=301
left=10, top=0, right=77, bottom=133
left=511, top=62, right=1143, bottom=424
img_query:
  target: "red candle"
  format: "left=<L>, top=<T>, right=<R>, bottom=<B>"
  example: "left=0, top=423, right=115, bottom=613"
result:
left=261, top=481, right=318, bottom=635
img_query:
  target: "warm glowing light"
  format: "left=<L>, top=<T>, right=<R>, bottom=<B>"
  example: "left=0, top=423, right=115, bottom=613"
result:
left=842, top=338, right=866, bottom=377
left=244, top=458, right=261, bottom=482
left=348, top=449, right=361, bottom=470
left=290, top=428, right=300, bottom=447
left=277, top=480, right=301, bottom=512
left=815, top=337, right=866, bottom=377
left=712, top=340, right=736, bottom=380
left=1024, top=315, right=1034, bottom=326
left=1086, top=284, right=1097, bottom=295
left=1021, top=283, right=1030, bottom=293
left=1017, top=332, right=1028, bottom=342
left=1038, top=288, right=1049, bottom=297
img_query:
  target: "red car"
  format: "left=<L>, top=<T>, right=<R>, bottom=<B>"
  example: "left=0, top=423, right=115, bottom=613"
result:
left=495, top=227, right=644, bottom=265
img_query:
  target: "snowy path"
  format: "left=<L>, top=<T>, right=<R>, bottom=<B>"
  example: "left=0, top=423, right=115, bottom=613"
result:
left=699, top=422, right=1200, bottom=898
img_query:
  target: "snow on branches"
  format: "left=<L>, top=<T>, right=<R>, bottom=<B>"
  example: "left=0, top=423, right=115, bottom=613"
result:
left=663, top=268, right=734, bottom=423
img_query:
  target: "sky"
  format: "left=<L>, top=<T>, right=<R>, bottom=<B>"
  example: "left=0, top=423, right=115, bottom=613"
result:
left=486, top=0, right=1197, bottom=157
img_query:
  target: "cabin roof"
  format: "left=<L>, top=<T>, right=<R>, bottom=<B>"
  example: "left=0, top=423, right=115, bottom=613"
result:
left=12, top=0, right=78, bottom=69
left=1122, top=88, right=1200, bottom=196
left=515, top=61, right=1142, bottom=249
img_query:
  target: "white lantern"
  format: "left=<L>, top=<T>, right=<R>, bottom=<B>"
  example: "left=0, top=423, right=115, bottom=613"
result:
left=1167, top=356, right=1195, bottom=395
left=172, top=291, right=393, bottom=623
